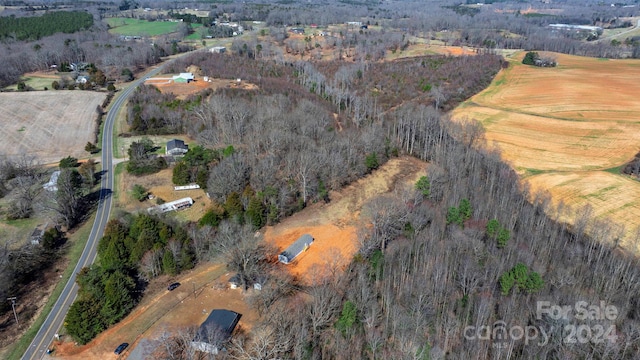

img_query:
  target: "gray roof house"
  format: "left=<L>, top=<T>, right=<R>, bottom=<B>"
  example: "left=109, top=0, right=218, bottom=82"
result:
left=166, top=139, right=188, bottom=156
left=190, top=309, right=241, bottom=355
left=278, top=234, right=314, bottom=264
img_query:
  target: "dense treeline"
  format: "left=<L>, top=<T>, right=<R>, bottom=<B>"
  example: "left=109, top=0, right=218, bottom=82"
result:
left=126, top=85, right=201, bottom=134
left=234, top=108, right=640, bottom=359
left=129, top=28, right=640, bottom=359
left=65, top=214, right=196, bottom=344
left=0, top=11, right=93, bottom=41
left=0, top=29, right=193, bottom=88
left=132, top=53, right=501, bottom=224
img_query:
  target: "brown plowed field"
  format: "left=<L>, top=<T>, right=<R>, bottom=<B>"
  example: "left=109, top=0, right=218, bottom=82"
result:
left=0, top=91, right=106, bottom=165
left=453, top=52, right=640, bottom=247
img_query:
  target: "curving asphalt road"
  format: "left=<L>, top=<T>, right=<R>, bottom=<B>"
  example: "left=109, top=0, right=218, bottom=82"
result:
left=21, top=66, right=164, bottom=360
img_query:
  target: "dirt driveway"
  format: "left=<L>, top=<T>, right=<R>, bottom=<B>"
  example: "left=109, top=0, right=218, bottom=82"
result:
left=48, top=264, right=258, bottom=359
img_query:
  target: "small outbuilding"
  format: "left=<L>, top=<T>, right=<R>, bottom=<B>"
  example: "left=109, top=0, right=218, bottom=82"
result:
left=166, top=139, right=188, bottom=156
left=228, top=274, right=241, bottom=289
left=278, top=234, right=314, bottom=264
left=43, top=171, right=60, bottom=192
left=210, top=46, right=226, bottom=54
left=191, top=309, right=241, bottom=355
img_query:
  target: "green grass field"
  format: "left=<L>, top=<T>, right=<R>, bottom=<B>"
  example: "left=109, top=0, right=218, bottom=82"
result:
left=2, top=75, right=59, bottom=91
left=105, top=18, right=203, bottom=37
left=105, top=18, right=180, bottom=36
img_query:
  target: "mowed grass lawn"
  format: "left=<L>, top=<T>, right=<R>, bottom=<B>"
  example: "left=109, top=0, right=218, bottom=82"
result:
left=105, top=18, right=202, bottom=36
left=453, top=51, right=640, bottom=249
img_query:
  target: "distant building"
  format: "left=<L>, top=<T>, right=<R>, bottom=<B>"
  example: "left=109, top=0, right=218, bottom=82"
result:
left=172, top=72, right=195, bottom=83
left=278, top=234, right=314, bottom=264
left=191, top=309, right=241, bottom=355
left=289, top=27, right=305, bottom=34
left=166, top=139, right=189, bottom=156
left=30, top=224, right=47, bottom=245
left=75, top=75, right=90, bottom=84
left=43, top=171, right=60, bottom=192
left=209, top=46, right=226, bottom=54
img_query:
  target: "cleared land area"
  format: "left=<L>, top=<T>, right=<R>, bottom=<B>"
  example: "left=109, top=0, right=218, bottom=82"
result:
left=264, top=156, right=426, bottom=283
left=453, top=52, right=640, bottom=247
left=145, top=74, right=258, bottom=99
left=0, top=91, right=106, bottom=164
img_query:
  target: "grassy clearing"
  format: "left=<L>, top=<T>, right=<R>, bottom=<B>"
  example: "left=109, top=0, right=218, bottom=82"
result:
left=5, top=213, right=96, bottom=360
left=3, top=75, right=58, bottom=91
left=105, top=18, right=180, bottom=36
left=0, top=216, right=41, bottom=248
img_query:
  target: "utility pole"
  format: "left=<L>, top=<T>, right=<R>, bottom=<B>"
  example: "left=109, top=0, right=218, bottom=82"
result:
left=7, top=297, right=18, bottom=326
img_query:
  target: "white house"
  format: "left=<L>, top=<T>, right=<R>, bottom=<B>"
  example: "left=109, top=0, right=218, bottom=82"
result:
left=166, top=139, right=189, bottom=156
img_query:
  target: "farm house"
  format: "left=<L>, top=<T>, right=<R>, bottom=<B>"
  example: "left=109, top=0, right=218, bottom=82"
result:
left=190, top=309, right=241, bottom=355
left=166, top=139, right=189, bottom=155
left=278, top=234, right=314, bottom=264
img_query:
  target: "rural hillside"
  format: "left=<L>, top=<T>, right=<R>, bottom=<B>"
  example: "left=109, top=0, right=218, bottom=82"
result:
left=0, top=0, right=639, bottom=359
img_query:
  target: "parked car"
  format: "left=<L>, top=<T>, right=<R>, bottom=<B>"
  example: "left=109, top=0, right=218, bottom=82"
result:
left=114, top=342, right=129, bottom=355
left=168, top=282, right=180, bottom=291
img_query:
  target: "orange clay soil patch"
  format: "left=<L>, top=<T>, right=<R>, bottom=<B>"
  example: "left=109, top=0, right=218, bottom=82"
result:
left=453, top=51, right=640, bottom=245
left=49, top=263, right=258, bottom=360
left=145, top=74, right=258, bottom=99
left=263, top=156, right=427, bottom=283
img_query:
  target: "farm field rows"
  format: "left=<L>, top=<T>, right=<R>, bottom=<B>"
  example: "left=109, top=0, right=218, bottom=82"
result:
left=0, top=91, right=106, bottom=165
left=453, top=52, right=640, bottom=248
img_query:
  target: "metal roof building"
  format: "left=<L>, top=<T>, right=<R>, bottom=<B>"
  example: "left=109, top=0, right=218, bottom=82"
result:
left=278, top=234, right=314, bottom=264
left=191, top=309, right=242, bottom=355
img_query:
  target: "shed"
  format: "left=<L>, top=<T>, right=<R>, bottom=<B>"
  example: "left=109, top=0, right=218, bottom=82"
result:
left=210, top=46, right=226, bottom=54
left=30, top=226, right=45, bottom=245
left=278, top=234, right=314, bottom=264
left=166, top=139, right=188, bottom=156
left=191, top=309, right=241, bottom=354
left=228, top=274, right=241, bottom=289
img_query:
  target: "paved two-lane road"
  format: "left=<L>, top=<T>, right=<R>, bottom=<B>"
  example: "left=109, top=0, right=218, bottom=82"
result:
left=22, top=66, right=164, bottom=360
